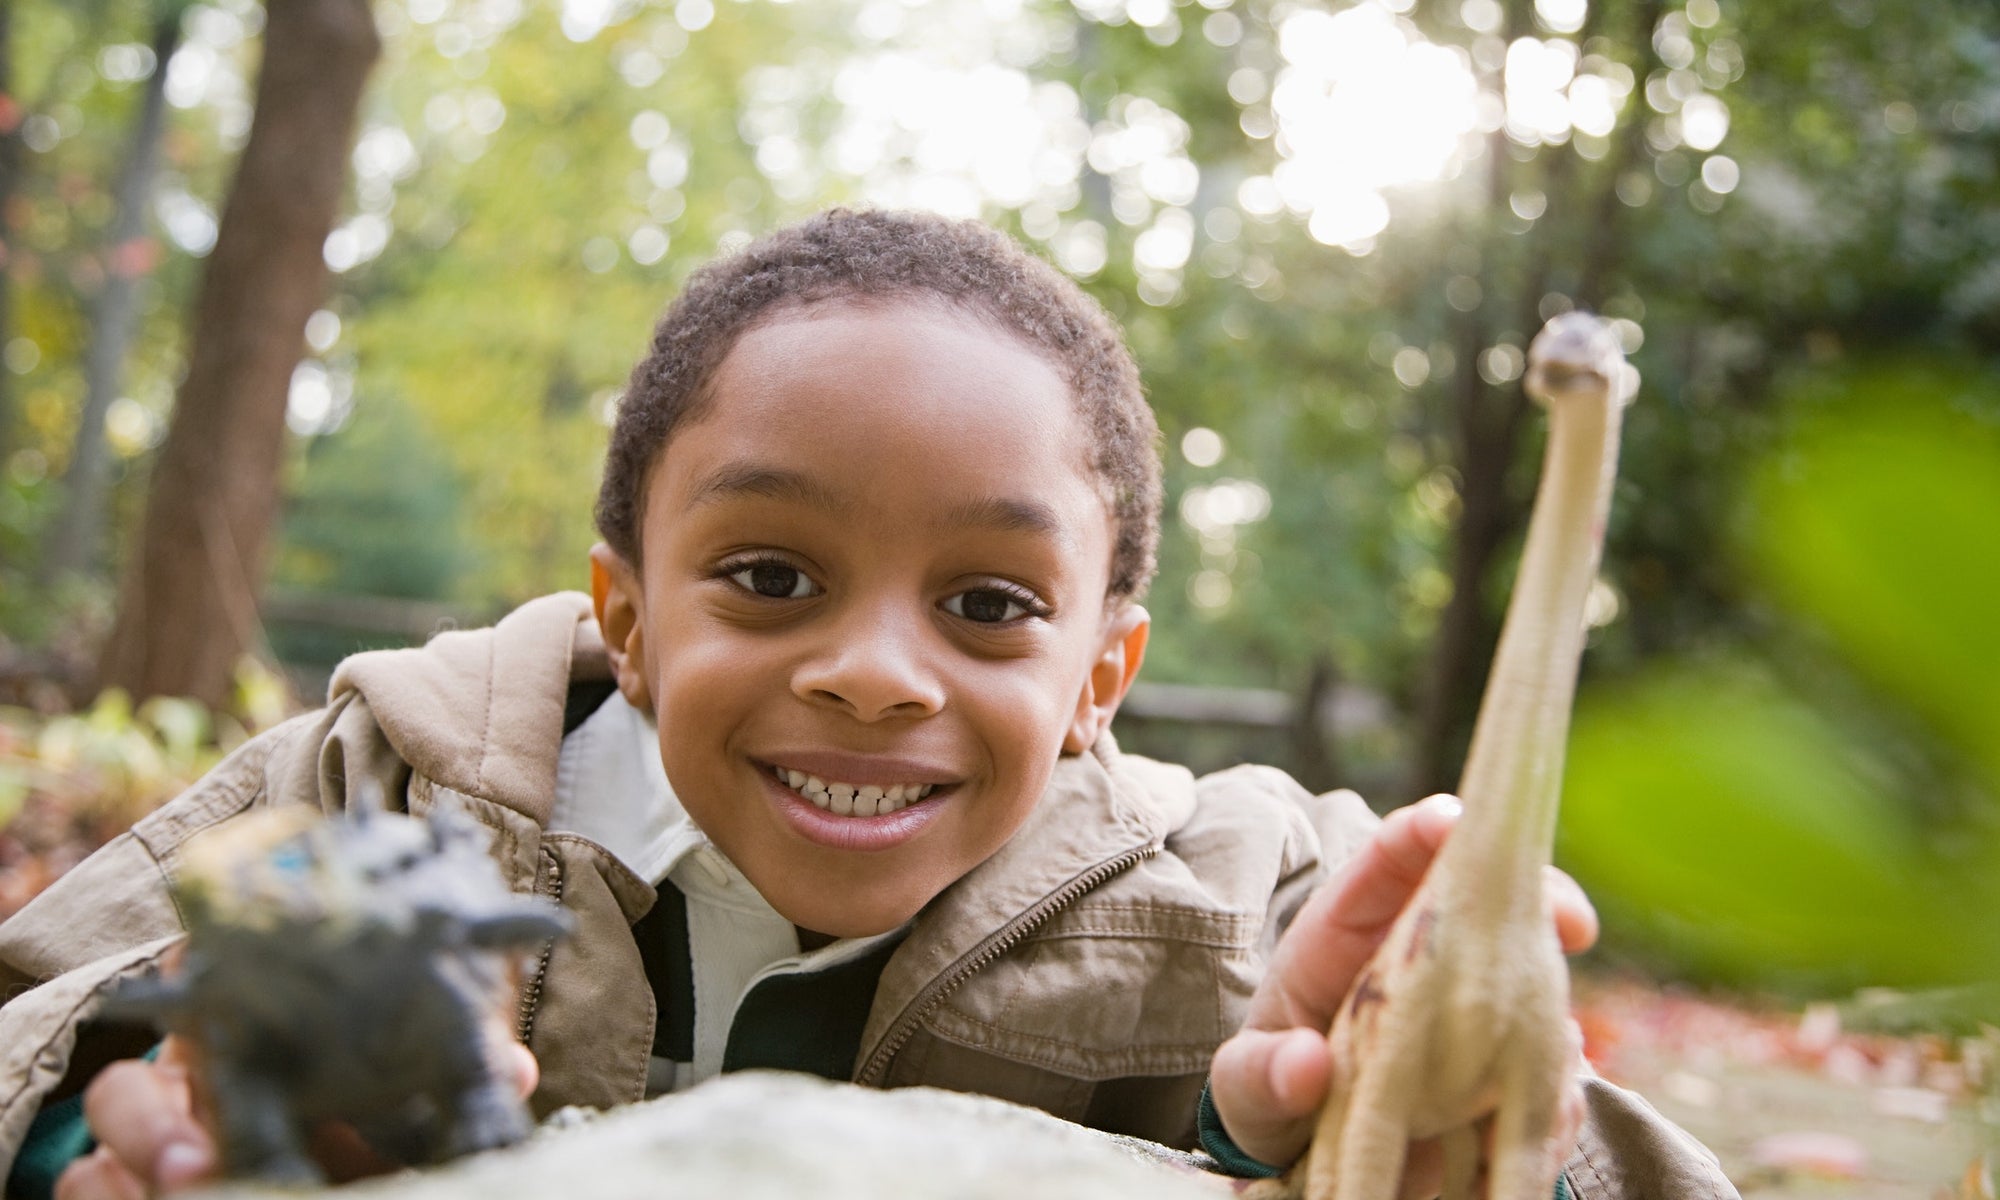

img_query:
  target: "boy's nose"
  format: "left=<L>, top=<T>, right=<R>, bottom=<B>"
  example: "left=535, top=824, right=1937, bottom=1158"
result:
left=790, top=604, right=946, bottom=722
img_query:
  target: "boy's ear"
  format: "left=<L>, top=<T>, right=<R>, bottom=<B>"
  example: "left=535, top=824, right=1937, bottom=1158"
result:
left=589, top=543, right=654, bottom=713
left=1063, top=604, right=1150, bottom=755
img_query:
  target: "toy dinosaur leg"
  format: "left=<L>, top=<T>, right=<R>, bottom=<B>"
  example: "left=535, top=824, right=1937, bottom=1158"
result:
left=1290, top=1073, right=1350, bottom=1200
left=208, top=1067, right=319, bottom=1184
left=441, top=1073, right=531, bottom=1159
left=1485, top=1052, right=1563, bottom=1200
left=1440, top=1124, right=1479, bottom=1200
left=1311, top=1062, right=1410, bottom=1200
left=430, top=982, right=531, bottom=1159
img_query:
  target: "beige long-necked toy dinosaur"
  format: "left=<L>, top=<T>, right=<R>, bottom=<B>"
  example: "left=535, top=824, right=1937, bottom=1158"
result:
left=1267, top=313, right=1633, bottom=1200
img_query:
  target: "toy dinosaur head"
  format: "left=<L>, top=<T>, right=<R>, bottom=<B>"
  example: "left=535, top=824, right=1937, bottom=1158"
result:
left=1525, top=312, right=1637, bottom=408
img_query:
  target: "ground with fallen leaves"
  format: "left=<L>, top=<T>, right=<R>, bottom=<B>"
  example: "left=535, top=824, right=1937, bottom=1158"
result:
left=1575, top=976, right=1994, bottom=1197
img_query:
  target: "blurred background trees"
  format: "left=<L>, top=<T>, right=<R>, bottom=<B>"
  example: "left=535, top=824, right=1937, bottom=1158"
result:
left=0, top=0, right=1995, bottom=992
left=94, top=0, right=378, bottom=708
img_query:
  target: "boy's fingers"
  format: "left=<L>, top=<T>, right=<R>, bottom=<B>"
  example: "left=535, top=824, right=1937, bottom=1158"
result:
left=1208, top=1027, right=1331, bottom=1168
left=1366, top=794, right=1461, bottom=889
left=81, top=1059, right=214, bottom=1191
left=153, top=1140, right=212, bottom=1192
left=478, top=1016, right=539, bottom=1100
left=56, top=1148, right=148, bottom=1200
left=499, top=1041, right=540, bottom=1100
left=1544, top=867, right=1599, bottom=955
left=151, top=1036, right=197, bottom=1076
left=1320, top=795, right=1458, bottom=932
left=1251, top=796, right=1459, bottom=1029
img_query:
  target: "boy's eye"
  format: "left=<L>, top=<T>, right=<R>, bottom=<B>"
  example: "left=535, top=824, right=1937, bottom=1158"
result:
left=943, top=588, right=1033, bottom=624
left=729, top=562, right=818, bottom=599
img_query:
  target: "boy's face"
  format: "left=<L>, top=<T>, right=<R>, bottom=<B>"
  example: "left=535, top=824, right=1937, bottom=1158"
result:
left=592, top=299, right=1149, bottom=939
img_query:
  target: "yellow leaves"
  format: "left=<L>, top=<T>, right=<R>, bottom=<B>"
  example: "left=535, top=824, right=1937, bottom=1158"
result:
left=1, top=658, right=291, bottom=836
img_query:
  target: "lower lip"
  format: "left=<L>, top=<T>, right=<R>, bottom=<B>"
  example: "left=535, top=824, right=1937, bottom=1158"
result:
left=764, top=773, right=949, bottom=852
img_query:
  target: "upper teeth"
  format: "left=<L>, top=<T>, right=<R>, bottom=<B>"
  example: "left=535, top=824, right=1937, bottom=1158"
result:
left=774, top=767, right=936, bottom=816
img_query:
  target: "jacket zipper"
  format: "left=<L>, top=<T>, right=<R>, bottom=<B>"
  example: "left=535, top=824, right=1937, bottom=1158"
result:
left=515, top=843, right=565, bottom=1045
left=854, top=842, right=1160, bottom=1086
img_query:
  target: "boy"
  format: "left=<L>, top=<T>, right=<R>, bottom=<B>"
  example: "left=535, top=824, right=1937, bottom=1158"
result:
left=0, top=210, right=1734, bottom=1200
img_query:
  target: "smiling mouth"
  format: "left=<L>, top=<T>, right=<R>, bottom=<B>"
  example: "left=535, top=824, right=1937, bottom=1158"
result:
left=768, top=765, right=941, bottom=817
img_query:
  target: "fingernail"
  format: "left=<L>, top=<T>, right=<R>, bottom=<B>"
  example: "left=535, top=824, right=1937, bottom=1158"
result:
left=156, top=1141, right=210, bottom=1186
left=1422, top=793, right=1464, bottom=818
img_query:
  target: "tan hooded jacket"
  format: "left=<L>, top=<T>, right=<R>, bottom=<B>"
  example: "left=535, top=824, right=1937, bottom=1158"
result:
left=0, top=594, right=1735, bottom=1199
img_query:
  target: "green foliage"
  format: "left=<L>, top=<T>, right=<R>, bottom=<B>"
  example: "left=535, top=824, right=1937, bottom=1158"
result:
left=1752, top=362, right=2000, bottom=790
left=276, top=398, right=471, bottom=600
left=322, top=0, right=824, bottom=606
left=0, top=658, right=287, bottom=919
left=0, top=0, right=240, bottom=644
left=1560, top=359, right=2000, bottom=992
left=1563, top=663, right=1981, bottom=987
left=0, top=475, right=58, bottom=637
left=266, top=400, right=478, bottom=668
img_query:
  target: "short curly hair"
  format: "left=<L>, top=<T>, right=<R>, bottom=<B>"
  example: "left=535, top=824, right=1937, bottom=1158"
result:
left=593, top=209, right=1162, bottom=601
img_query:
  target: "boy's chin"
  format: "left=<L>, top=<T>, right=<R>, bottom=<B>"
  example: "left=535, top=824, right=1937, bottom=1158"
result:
left=752, top=862, right=958, bottom=942
left=775, top=894, right=930, bottom=943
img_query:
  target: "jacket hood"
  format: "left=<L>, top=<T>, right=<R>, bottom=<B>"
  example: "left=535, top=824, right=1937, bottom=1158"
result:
left=328, top=591, right=611, bottom=824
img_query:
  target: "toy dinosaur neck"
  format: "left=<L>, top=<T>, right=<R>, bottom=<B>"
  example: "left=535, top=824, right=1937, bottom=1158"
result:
left=1436, top=390, right=1623, bottom=927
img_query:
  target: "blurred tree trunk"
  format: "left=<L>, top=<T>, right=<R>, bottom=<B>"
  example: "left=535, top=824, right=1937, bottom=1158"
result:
left=0, top=2, right=21, bottom=465
left=1289, top=654, right=1341, bottom=794
left=1404, top=0, right=1649, bottom=800
left=1404, top=0, right=1529, bottom=802
left=1578, top=0, right=1666, bottom=312
left=99, top=0, right=379, bottom=707
left=42, top=16, right=180, bottom=583
left=1405, top=301, right=1524, bottom=802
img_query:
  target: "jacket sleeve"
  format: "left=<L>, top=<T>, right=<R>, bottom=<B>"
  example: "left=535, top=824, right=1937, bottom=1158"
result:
left=0, top=711, right=334, bottom=1182
left=1565, top=1075, right=1740, bottom=1200
left=0, top=939, right=181, bottom=1194
left=1188, top=765, right=1379, bottom=956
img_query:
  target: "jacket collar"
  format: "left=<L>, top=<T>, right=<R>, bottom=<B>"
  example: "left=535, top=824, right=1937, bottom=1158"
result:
left=857, top=734, right=1196, bottom=1061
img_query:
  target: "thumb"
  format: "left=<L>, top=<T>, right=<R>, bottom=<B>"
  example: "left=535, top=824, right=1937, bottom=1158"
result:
left=476, top=1014, right=539, bottom=1101
left=1208, top=1027, right=1332, bottom=1168
left=498, top=1041, right=540, bottom=1100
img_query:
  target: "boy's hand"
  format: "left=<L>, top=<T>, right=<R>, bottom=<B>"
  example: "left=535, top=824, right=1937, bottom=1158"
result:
left=57, top=1029, right=539, bottom=1200
left=58, top=1036, right=210, bottom=1200
left=1208, top=794, right=1599, bottom=1188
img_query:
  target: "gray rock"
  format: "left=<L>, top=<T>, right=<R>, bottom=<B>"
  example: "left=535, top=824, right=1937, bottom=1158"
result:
left=196, top=1072, right=1236, bottom=1200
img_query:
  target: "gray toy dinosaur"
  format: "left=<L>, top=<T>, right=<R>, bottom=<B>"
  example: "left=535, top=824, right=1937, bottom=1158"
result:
left=114, top=786, right=571, bottom=1183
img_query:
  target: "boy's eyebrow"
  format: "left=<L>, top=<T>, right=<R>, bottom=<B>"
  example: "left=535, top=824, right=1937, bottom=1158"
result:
left=941, top=495, right=1066, bottom=541
left=688, top=461, right=1067, bottom=540
left=687, top=463, right=841, bottom=511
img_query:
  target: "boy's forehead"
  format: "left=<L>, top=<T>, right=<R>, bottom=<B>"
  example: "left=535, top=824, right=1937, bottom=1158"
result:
left=695, top=300, right=1081, bottom=463
left=641, top=300, right=1119, bottom=575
